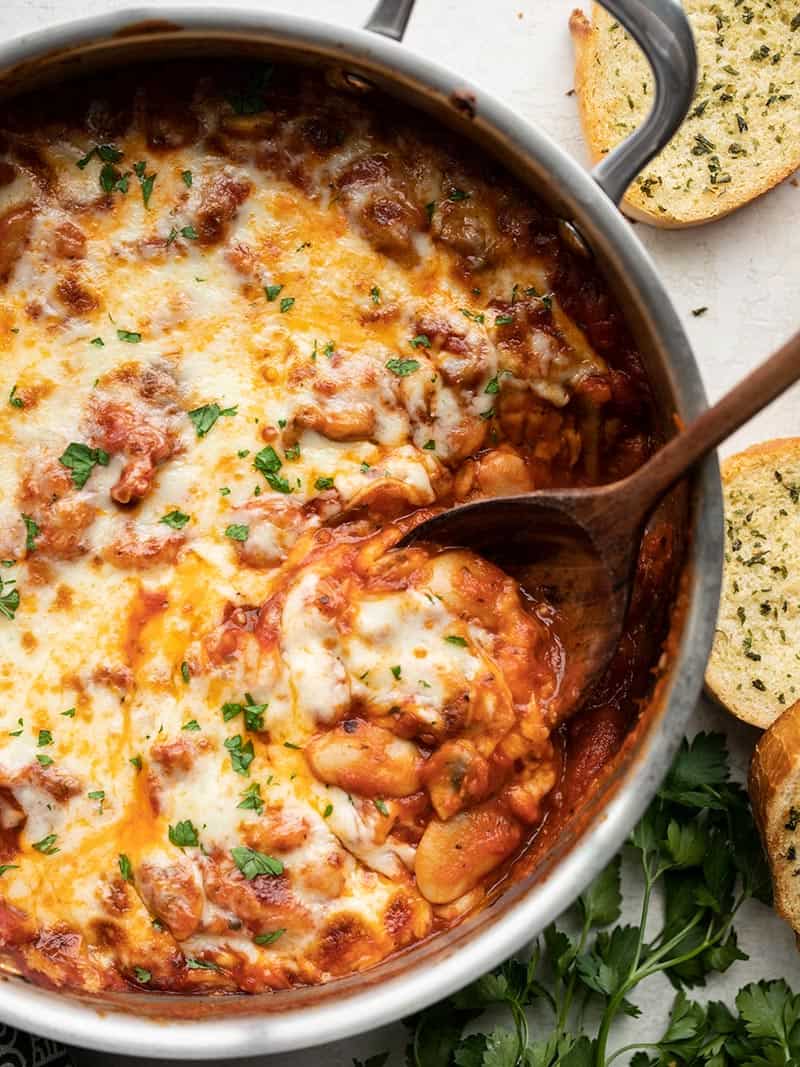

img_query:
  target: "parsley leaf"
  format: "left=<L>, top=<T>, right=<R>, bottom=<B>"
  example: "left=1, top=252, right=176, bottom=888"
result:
left=21, top=513, right=39, bottom=553
left=32, top=834, right=59, bottom=855
left=254, top=928, right=286, bottom=945
left=160, top=510, right=190, bottom=530
left=225, top=524, right=249, bottom=542
left=225, top=734, right=255, bottom=776
left=116, top=328, right=141, bottom=343
left=386, top=357, right=420, bottom=376
left=59, top=442, right=110, bottom=489
left=238, top=782, right=264, bottom=815
left=231, top=845, right=283, bottom=879
left=168, top=819, right=199, bottom=847
left=253, top=445, right=291, bottom=493
left=118, top=854, right=133, bottom=881
left=188, top=402, right=237, bottom=437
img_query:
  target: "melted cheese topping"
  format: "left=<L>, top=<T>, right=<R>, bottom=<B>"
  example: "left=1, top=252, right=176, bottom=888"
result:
left=0, top=62, right=626, bottom=993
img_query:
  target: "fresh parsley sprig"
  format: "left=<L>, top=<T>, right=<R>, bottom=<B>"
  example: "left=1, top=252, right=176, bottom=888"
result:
left=406, top=733, right=784, bottom=1067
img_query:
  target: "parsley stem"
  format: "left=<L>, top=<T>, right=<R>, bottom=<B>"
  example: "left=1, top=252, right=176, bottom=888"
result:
left=605, top=1041, right=662, bottom=1065
left=555, top=911, right=592, bottom=1037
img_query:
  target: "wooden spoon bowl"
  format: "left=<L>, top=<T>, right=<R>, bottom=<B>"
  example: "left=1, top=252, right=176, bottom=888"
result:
left=401, top=328, right=800, bottom=717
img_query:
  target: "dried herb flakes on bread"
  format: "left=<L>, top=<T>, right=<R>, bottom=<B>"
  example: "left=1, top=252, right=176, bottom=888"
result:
left=570, top=1, right=800, bottom=227
left=706, top=439, right=800, bottom=728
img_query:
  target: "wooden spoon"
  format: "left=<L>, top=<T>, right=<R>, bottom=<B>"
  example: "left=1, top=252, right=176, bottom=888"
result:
left=400, top=329, right=800, bottom=718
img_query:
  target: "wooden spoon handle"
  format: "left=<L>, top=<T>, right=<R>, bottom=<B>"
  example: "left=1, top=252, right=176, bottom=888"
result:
left=626, top=328, right=800, bottom=516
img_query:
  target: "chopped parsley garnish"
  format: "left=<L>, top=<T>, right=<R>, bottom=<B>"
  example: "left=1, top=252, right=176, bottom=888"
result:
left=180, top=661, right=191, bottom=684
left=425, top=200, right=436, bottom=219
left=138, top=170, right=157, bottom=208
left=168, top=819, right=200, bottom=847
left=129, top=755, right=142, bottom=772
left=264, top=284, right=283, bottom=302
left=390, top=665, right=402, bottom=680
left=116, top=328, right=141, bottom=343
left=495, top=314, right=514, bottom=325
left=219, top=487, right=231, bottom=496
left=423, top=439, right=436, bottom=450
left=77, top=143, right=123, bottom=169
left=447, top=188, right=470, bottom=201
left=58, top=442, right=109, bottom=489
left=374, top=798, right=389, bottom=816
left=36, top=754, right=53, bottom=767
left=225, top=524, right=249, bottom=542
left=88, top=789, right=105, bottom=812
left=461, top=308, right=485, bottom=323
left=37, top=729, right=52, bottom=747
left=32, top=834, right=59, bottom=855
left=386, top=357, right=420, bottom=377
left=284, top=443, right=301, bottom=461
left=408, top=334, right=431, bottom=349
left=8, top=718, right=22, bottom=736
left=21, top=514, right=39, bottom=553
left=231, top=845, right=284, bottom=879
left=323, top=803, right=333, bottom=818
left=134, top=967, right=151, bottom=983
left=0, top=865, right=19, bottom=877
left=181, top=169, right=193, bottom=187
left=283, top=740, right=301, bottom=750
left=118, top=853, right=133, bottom=882
left=222, top=695, right=266, bottom=732
left=445, top=634, right=468, bottom=647
left=168, top=225, right=197, bottom=243
left=160, top=510, right=190, bottom=530
left=182, top=720, right=200, bottom=732
left=485, top=370, right=511, bottom=395
left=90, top=337, right=104, bottom=347
left=188, top=402, right=237, bottom=438
left=0, top=576, right=19, bottom=621
left=370, top=285, right=381, bottom=304
left=8, top=385, right=23, bottom=409
left=315, top=476, right=334, bottom=490
left=323, top=341, right=335, bottom=358
left=296, top=241, right=311, bottom=252
left=279, top=296, right=295, bottom=313
left=186, top=957, right=222, bottom=972
left=253, top=445, right=291, bottom=494
left=61, top=708, right=76, bottom=718
left=99, top=162, right=131, bottom=194
left=225, top=734, right=255, bottom=776
left=254, top=928, right=286, bottom=945
left=238, top=782, right=264, bottom=815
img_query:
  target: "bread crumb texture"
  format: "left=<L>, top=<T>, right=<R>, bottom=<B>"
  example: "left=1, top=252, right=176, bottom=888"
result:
left=570, top=1, right=800, bottom=226
left=707, top=440, right=800, bottom=728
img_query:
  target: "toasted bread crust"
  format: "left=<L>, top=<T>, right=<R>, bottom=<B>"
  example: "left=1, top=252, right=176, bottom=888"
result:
left=569, top=3, right=800, bottom=228
left=750, top=700, right=800, bottom=934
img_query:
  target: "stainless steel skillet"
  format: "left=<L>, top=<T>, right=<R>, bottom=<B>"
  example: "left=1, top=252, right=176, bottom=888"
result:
left=0, top=1, right=721, bottom=1058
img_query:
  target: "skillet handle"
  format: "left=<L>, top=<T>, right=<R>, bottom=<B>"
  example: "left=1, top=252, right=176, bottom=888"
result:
left=365, top=0, right=416, bottom=40
left=591, top=0, right=697, bottom=205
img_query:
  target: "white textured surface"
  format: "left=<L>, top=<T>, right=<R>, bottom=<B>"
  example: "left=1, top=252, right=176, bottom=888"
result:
left=2, top=0, right=800, bottom=1064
